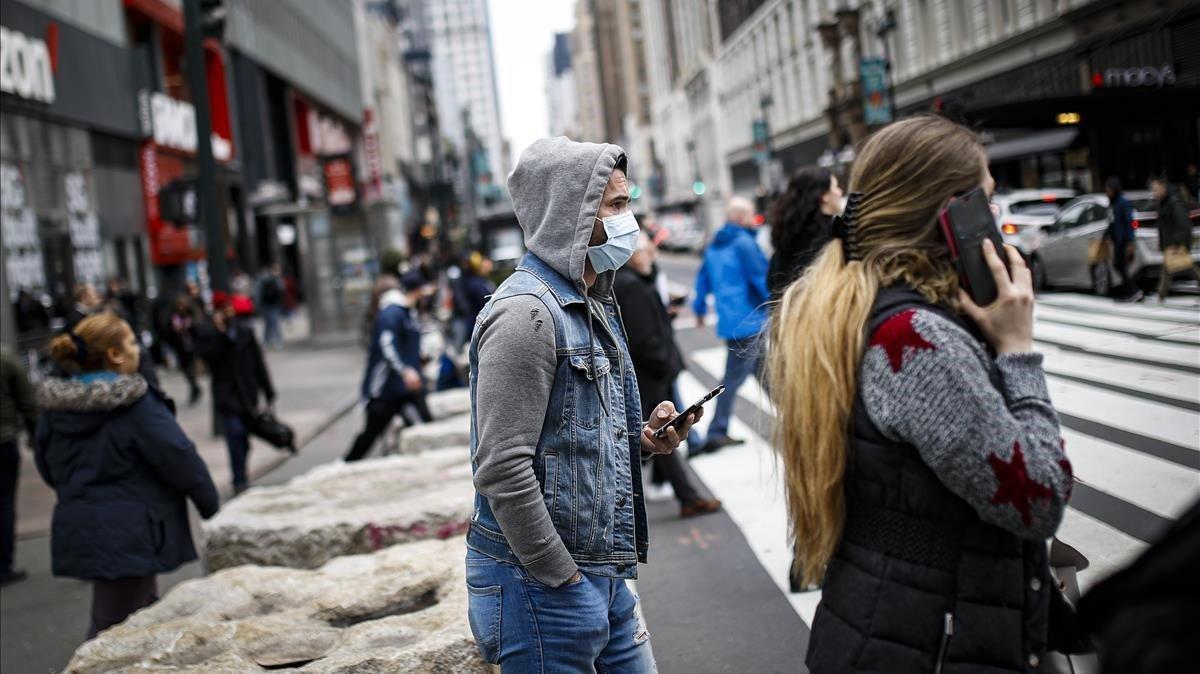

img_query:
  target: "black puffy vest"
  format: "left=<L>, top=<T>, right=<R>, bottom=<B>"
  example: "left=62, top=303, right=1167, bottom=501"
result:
left=805, top=287, right=1054, bottom=674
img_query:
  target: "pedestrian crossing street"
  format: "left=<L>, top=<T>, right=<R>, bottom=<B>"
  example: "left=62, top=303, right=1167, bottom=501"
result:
left=673, top=292, right=1200, bottom=628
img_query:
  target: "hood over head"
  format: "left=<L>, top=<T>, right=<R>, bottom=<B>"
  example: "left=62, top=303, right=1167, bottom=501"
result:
left=508, top=137, right=627, bottom=294
left=37, top=373, right=148, bottom=435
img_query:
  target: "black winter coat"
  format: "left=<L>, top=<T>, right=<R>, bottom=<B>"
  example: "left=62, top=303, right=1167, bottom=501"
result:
left=807, top=288, right=1062, bottom=674
left=1156, top=190, right=1194, bottom=250
left=612, top=266, right=685, bottom=419
left=195, top=320, right=275, bottom=417
left=34, top=373, right=219, bottom=580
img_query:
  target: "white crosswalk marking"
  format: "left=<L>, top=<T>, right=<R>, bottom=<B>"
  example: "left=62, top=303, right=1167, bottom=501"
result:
left=678, top=292, right=1200, bottom=627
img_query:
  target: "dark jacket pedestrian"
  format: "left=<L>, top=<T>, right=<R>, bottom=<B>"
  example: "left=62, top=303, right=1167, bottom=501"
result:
left=613, top=265, right=684, bottom=415
left=194, top=293, right=275, bottom=492
left=1, top=351, right=37, bottom=585
left=34, top=313, right=218, bottom=638
left=1156, top=183, right=1194, bottom=251
left=345, top=275, right=429, bottom=462
left=1077, top=497, right=1200, bottom=674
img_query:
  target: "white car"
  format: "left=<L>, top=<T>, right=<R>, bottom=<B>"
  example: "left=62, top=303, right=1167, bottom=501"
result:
left=994, top=189, right=1077, bottom=258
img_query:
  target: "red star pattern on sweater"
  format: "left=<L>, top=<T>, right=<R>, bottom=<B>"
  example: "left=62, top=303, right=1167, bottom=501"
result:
left=987, top=441, right=1053, bottom=526
left=870, top=309, right=937, bottom=373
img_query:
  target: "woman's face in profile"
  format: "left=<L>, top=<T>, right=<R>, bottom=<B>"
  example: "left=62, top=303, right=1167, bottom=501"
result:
left=820, top=175, right=844, bottom=216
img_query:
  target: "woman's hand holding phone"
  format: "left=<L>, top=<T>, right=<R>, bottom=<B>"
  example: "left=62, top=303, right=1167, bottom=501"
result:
left=958, top=239, right=1035, bottom=354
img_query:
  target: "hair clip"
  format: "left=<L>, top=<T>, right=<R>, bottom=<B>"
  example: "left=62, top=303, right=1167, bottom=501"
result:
left=833, top=192, right=865, bottom=262
left=69, top=331, right=88, bottom=364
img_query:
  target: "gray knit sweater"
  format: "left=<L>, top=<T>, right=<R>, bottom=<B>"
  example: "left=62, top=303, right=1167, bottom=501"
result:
left=860, top=308, right=1072, bottom=539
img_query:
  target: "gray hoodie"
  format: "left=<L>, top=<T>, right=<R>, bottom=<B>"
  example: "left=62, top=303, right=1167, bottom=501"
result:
left=471, top=137, right=626, bottom=586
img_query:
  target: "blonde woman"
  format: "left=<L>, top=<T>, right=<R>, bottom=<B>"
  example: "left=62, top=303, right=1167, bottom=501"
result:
left=768, top=116, right=1076, bottom=673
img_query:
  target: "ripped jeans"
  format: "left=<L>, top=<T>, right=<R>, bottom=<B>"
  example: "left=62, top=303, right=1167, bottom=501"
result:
left=465, top=547, right=656, bottom=673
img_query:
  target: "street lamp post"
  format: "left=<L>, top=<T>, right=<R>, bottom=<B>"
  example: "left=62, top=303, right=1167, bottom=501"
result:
left=182, top=0, right=229, bottom=293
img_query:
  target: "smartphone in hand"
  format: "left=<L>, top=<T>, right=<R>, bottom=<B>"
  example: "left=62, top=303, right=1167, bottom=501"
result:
left=939, top=186, right=1010, bottom=306
left=652, top=385, right=724, bottom=439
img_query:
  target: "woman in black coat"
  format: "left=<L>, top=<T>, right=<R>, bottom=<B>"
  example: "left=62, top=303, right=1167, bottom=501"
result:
left=767, top=167, right=844, bottom=300
left=613, top=233, right=720, bottom=519
left=194, top=292, right=277, bottom=493
left=35, top=312, right=219, bottom=639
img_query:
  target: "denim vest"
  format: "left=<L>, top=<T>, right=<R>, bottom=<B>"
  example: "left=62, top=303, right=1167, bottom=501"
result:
left=467, top=253, right=648, bottom=578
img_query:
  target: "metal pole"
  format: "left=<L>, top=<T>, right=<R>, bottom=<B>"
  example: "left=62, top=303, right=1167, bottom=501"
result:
left=183, top=0, right=229, bottom=292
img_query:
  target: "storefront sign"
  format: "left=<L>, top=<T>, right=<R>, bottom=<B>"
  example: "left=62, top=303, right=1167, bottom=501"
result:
left=323, top=156, right=357, bottom=211
left=138, top=90, right=233, bottom=161
left=861, top=57, right=893, bottom=125
left=64, top=171, right=105, bottom=284
left=362, top=107, right=383, bottom=202
left=308, top=111, right=352, bottom=156
left=1092, top=65, right=1175, bottom=89
left=1, top=163, right=47, bottom=295
left=0, top=25, right=56, bottom=104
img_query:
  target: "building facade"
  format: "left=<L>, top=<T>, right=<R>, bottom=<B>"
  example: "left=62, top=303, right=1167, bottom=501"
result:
left=546, top=32, right=577, bottom=138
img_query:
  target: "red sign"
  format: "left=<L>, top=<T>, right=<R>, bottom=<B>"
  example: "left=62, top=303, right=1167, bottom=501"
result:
left=323, top=157, right=357, bottom=209
left=140, top=141, right=203, bottom=265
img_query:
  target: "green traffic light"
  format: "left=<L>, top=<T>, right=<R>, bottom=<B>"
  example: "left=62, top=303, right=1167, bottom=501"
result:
left=692, top=181, right=706, bottom=196
left=630, top=184, right=642, bottom=200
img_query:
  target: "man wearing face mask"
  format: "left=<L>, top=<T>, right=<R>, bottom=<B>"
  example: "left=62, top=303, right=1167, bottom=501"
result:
left=465, top=137, right=699, bottom=671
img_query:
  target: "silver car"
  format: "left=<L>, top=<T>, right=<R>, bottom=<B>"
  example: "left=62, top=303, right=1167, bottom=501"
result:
left=995, top=189, right=1077, bottom=262
left=1028, top=191, right=1200, bottom=294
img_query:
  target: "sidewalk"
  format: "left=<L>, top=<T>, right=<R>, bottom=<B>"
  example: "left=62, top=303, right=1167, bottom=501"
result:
left=2, top=326, right=367, bottom=674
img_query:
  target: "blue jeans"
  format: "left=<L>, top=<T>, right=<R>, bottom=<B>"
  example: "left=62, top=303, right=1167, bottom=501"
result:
left=262, top=306, right=283, bottom=347
left=224, top=415, right=250, bottom=490
left=706, top=336, right=763, bottom=440
left=465, top=548, right=656, bottom=672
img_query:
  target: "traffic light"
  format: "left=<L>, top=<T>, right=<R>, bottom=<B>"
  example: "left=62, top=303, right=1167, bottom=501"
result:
left=692, top=181, right=706, bottom=196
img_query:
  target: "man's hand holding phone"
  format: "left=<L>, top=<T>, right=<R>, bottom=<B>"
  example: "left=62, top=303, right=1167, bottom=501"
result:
left=641, top=401, right=702, bottom=455
left=958, top=239, right=1035, bottom=355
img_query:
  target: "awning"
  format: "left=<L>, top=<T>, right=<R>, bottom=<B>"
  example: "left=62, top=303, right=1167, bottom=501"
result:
left=986, top=128, right=1079, bottom=163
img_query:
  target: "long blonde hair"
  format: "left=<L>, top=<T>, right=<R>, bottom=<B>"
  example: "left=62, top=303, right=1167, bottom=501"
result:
left=767, top=116, right=987, bottom=585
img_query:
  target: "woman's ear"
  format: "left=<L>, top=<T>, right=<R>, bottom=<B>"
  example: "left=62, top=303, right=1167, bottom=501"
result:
left=106, top=346, right=124, bottom=367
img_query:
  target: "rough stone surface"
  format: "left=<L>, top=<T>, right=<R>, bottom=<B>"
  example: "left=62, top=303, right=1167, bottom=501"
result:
left=203, top=451, right=475, bottom=571
left=426, top=388, right=471, bottom=420
left=65, top=539, right=491, bottom=673
left=399, top=413, right=471, bottom=455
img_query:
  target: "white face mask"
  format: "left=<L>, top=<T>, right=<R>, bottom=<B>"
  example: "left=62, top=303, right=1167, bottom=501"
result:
left=587, top=211, right=639, bottom=274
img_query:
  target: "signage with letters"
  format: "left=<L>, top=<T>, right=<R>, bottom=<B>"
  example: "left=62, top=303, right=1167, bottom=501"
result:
left=0, top=25, right=56, bottom=104
left=1091, top=65, right=1176, bottom=89
left=138, top=90, right=233, bottom=161
left=1, top=163, right=47, bottom=296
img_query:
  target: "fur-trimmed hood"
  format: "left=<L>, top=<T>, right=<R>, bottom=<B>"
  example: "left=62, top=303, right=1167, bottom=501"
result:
left=37, top=373, right=148, bottom=435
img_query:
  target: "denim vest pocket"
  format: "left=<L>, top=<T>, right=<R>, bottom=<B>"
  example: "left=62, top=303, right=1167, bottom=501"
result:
left=567, top=353, right=611, bottom=429
left=466, top=583, right=502, bottom=664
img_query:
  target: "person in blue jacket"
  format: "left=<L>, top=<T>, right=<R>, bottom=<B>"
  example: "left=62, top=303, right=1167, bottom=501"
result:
left=34, top=312, right=219, bottom=639
left=692, top=196, right=771, bottom=455
left=1104, top=176, right=1143, bottom=302
left=345, top=272, right=429, bottom=461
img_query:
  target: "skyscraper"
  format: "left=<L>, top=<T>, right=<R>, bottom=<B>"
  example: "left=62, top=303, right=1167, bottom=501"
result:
left=546, top=32, right=577, bottom=138
left=425, top=0, right=508, bottom=182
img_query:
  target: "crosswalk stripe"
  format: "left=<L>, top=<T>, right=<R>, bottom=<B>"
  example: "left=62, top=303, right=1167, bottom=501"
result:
left=1035, top=305, right=1200, bottom=345
left=1061, top=428, right=1200, bottom=519
left=1037, top=293, right=1200, bottom=325
left=1034, top=323, right=1200, bottom=372
left=1045, top=376, right=1199, bottom=453
left=1040, top=345, right=1199, bottom=409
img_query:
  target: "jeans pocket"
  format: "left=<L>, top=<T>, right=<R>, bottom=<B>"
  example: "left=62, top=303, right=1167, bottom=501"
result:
left=467, top=583, right=502, bottom=664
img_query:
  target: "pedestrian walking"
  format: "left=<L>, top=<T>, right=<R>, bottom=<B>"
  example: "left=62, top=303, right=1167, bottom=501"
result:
left=1151, top=176, right=1200, bottom=301
left=0, top=351, right=38, bottom=586
left=465, top=138, right=698, bottom=671
left=65, top=282, right=103, bottom=330
left=165, top=296, right=203, bottom=405
left=195, top=292, right=277, bottom=494
left=450, top=251, right=495, bottom=349
left=691, top=196, right=770, bottom=456
left=256, top=265, right=285, bottom=349
left=613, top=231, right=722, bottom=519
left=1103, top=177, right=1143, bottom=302
left=34, top=313, right=219, bottom=638
left=767, top=167, right=844, bottom=299
left=345, top=273, right=430, bottom=462
left=767, top=116, right=1077, bottom=673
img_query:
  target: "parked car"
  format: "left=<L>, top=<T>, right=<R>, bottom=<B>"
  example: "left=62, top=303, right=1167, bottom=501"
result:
left=658, top=211, right=706, bottom=253
left=1027, top=191, right=1200, bottom=294
left=995, top=189, right=1077, bottom=261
